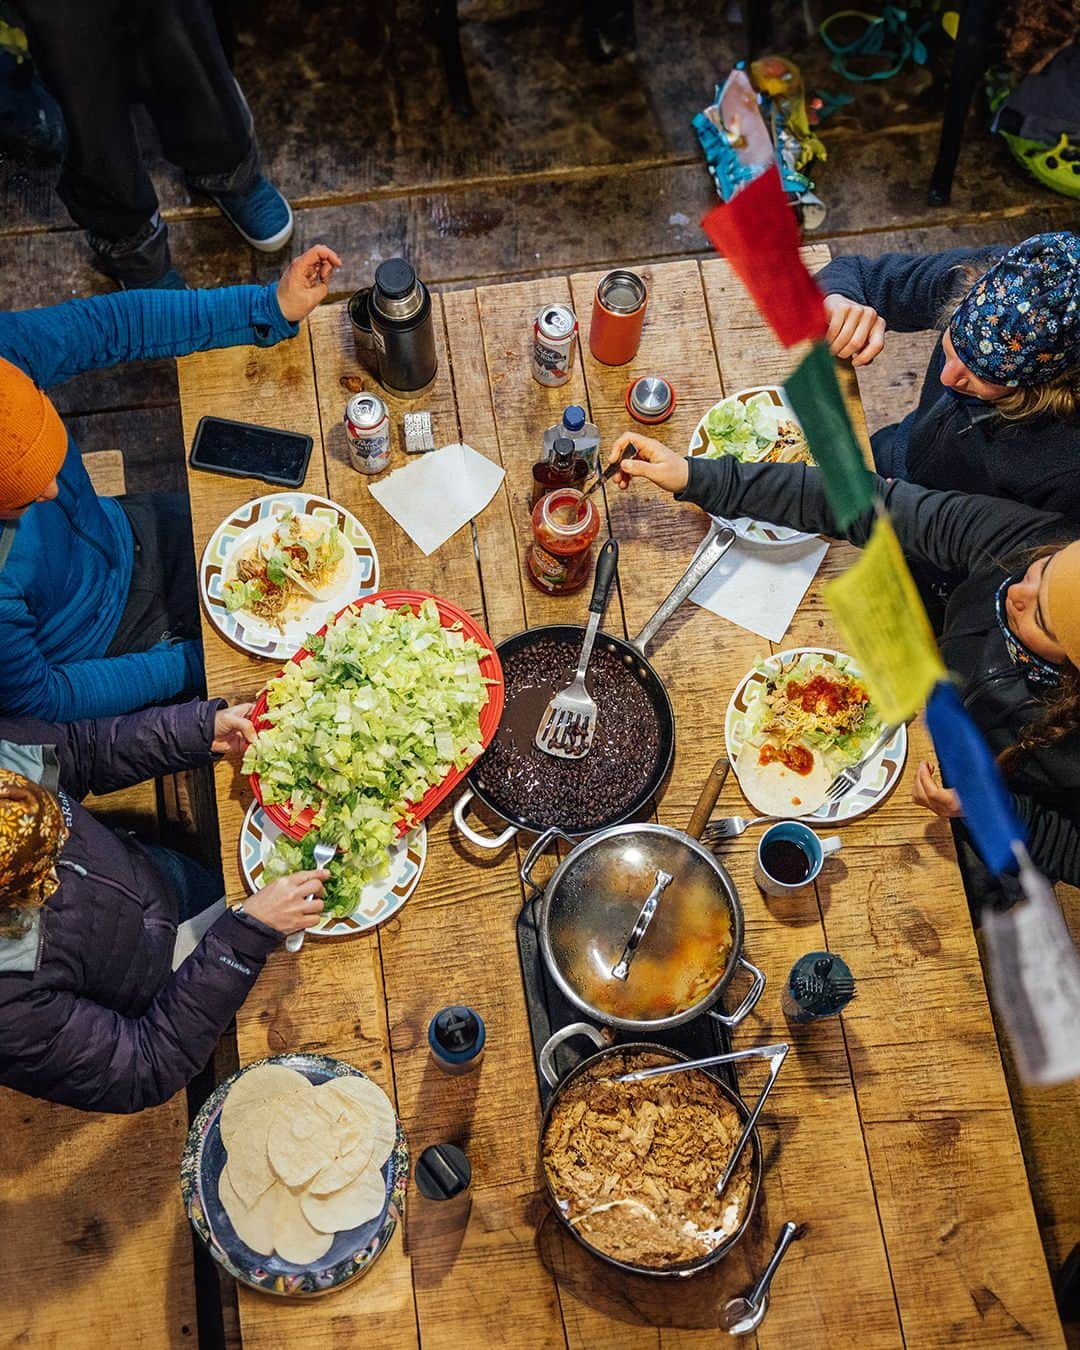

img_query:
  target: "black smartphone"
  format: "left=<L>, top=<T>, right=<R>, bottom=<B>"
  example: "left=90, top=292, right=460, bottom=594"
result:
left=189, top=415, right=314, bottom=488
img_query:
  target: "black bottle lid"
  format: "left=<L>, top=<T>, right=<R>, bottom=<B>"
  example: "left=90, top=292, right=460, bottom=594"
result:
left=430, top=1005, right=483, bottom=1058
left=414, top=1144, right=472, bottom=1200
left=375, top=257, right=417, bottom=299
left=552, top=435, right=575, bottom=468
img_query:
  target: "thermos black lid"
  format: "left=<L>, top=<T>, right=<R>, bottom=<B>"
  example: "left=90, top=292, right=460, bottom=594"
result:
left=431, top=1005, right=481, bottom=1055
left=375, top=258, right=417, bottom=299
left=414, top=1144, right=472, bottom=1201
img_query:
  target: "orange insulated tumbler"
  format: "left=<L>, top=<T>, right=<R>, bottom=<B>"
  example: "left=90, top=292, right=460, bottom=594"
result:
left=589, top=269, right=648, bottom=365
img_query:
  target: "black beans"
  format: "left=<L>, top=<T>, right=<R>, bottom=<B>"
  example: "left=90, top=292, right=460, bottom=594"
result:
left=476, top=638, right=663, bottom=831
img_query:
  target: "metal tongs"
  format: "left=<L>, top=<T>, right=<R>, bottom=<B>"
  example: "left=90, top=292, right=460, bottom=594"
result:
left=614, top=1042, right=789, bottom=1194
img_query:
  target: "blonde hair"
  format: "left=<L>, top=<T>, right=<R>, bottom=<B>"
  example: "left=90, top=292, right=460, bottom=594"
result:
left=942, top=261, right=1080, bottom=422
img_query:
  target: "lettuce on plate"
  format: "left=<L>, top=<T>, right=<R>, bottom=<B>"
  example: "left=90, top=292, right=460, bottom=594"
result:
left=701, top=394, right=778, bottom=463
left=244, top=598, right=492, bottom=896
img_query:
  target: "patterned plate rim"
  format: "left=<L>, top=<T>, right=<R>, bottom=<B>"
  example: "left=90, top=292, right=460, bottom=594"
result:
left=199, top=492, right=380, bottom=661
left=237, top=801, right=427, bottom=936
left=724, top=646, right=908, bottom=823
left=180, top=1053, right=408, bottom=1299
left=687, top=387, right=816, bottom=548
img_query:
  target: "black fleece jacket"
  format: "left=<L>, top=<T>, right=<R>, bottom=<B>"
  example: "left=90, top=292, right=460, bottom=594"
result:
left=815, top=247, right=1080, bottom=518
left=679, top=455, right=1080, bottom=884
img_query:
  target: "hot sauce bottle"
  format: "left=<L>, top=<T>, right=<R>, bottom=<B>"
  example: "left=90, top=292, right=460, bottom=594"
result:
left=527, top=487, right=599, bottom=595
left=531, top=435, right=588, bottom=507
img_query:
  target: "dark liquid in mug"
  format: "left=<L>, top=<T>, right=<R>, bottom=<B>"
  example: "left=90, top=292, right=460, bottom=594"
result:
left=761, top=838, right=812, bottom=885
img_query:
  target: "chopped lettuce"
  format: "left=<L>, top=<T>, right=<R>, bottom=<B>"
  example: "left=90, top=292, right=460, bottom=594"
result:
left=743, top=652, right=883, bottom=770
left=245, top=599, right=492, bottom=895
left=701, top=395, right=778, bottom=463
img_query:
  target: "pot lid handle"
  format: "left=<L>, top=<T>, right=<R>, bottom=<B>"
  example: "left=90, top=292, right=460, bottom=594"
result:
left=610, top=869, right=674, bottom=981
left=687, top=755, right=731, bottom=840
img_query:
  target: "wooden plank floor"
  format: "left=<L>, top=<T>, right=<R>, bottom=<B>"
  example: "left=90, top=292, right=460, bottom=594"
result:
left=178, top=254, right=1065, bottom=1348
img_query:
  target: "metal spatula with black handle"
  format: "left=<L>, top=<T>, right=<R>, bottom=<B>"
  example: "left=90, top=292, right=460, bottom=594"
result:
left=535, top=538, right=619, bottom=759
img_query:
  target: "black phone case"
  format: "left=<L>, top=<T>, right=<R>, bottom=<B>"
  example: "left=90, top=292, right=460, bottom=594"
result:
left=189, top=415, right=314, bottom=489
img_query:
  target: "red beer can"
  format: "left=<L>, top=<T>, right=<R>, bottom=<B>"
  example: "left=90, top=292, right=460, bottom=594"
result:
left=589, top=269, right=648, bottom=366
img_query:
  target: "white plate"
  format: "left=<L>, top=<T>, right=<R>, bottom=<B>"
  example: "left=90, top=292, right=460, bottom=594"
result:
left=239, top=803, right=426, bottom=935
left=688, top=387, right=816, bottom=548
left=200, top=493, right=379, bottom=661
left=724, top=647, right=908, bottom=823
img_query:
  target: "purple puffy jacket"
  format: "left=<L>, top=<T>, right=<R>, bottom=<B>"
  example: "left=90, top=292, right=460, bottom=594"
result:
left=0, top=700, right=279, bottom=1113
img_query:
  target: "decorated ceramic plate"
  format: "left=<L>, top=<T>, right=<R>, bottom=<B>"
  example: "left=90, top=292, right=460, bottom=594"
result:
left=200, top=493, right=379, bottom=660
left=181, top=1053, right=408, bottom=1298
left=688, top=387, right=816, bottom=548
left=239, top=803, right=426, bottom=936
left=724, top=647, right=907, bottom=823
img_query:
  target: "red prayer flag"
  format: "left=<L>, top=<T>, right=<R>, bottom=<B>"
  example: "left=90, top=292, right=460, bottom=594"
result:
left=701, top=165, right=828, bottom=348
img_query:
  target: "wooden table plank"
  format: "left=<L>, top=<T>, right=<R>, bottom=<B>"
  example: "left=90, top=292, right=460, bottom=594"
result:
left=0, top=1095, right=197, bottom=1349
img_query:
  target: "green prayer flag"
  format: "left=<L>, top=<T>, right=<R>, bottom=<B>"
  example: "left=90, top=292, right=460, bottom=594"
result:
left=784, top=341, right=875, bottom=529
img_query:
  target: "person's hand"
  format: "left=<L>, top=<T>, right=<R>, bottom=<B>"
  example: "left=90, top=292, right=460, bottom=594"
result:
left=912, top=761, right=963, bottom=819
left=244, top=870, right=331, bottom=935
left=212, top=703, right=257, bottom=757
left=276, top=245, right=343, bottom=323
left=606, top=431, right=690, bottom=495
left=824, top=293, right=886, bottom=367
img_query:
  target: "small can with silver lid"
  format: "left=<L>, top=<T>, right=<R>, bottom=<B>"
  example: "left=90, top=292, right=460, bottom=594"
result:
left=626, top=374, right=676, bottom=425
left=532, top=303, right=578, bottom=387
left=344, top=392, right=391, bottom=474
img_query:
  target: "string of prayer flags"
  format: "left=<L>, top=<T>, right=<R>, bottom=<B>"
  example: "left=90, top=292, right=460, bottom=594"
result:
left=924, top=679, right=1025, bottom=876
left=784, top=341, right=876, bottom=528
left=823, top=514, right=946, bottom=724
left=700, top=164, right=828, bottom=348
left=983, top=845, right=1080, bottom=1086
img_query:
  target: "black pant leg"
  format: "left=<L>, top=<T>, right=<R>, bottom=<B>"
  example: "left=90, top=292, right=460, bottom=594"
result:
left=19, top=0, right=160, bottom=239
left=107, top=492, right=200, bottom=656
left=131, top=0, right=257, bottom=191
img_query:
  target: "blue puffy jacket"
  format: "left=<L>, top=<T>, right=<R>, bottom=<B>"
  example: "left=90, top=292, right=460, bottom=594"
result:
left=0, top=284, right=297, bottom=720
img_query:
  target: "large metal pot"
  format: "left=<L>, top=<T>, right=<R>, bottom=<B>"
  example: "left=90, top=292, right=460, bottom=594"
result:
left=520, top=822, right=764, bottom=1033
left=452, top=523, right=736, bottom=849
left=537, top=1027, right=786, bottom=1277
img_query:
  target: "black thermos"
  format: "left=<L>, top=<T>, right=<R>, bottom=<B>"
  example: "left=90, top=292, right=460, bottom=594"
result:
left=364, top=257, right=437, bottom=392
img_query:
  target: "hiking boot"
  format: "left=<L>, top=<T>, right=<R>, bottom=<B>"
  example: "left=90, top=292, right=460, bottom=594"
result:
left=0, top=52, right=66, bottom=165
left=205, top=174, right=294, bottom=252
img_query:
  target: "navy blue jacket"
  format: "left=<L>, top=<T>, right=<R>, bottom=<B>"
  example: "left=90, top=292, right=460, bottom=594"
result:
left=816, top=247, right=1080, bottom=519
left=0, top=700, right=279, bottom=1113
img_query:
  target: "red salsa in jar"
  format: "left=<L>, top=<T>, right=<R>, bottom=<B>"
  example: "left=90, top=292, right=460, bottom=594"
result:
left=527, top=488, right=599, bottom=594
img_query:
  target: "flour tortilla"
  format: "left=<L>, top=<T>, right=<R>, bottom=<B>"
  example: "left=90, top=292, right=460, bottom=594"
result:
left=272, top=1203, right=336, bottom=1265
left=222, top=1064, right=310, bottom=1119
left=219, top=1168, right=289, bottom=1257
left=300, top=1166, right=387, bottom=1235
left=316, top=1076, right=397, bottom=1168
left=267, top=1099, right=339, bottom=1188
left=221, top=1104, right=280, bottom=1208
left=736, top=740, right=831, bottom=817
left=308, top=1138, right=377, bottom=1197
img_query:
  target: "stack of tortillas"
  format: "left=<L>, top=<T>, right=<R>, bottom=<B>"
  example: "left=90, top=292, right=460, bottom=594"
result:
left=217, top=1063, right=397, bottom=1265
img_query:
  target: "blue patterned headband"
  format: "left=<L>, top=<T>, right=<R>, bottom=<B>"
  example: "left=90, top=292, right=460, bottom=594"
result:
left=949, top=232, right=1080, bottom=388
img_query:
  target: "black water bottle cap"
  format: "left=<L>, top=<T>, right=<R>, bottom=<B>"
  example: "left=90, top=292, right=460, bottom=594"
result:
left=552, top=435, right=575, bottom=467
left=432, top=1006, right=481, bottom=1055
left=375, top=258, right=417, bottom=299
left=414, top=1144, right=472, bottom=1200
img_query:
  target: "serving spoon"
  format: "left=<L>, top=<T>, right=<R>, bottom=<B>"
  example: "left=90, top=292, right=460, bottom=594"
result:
left=721, top=1220, right=799, bottom=1334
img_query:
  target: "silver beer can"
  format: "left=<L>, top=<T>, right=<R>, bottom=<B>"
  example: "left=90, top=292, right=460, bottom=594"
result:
left=532, top=303, right=578, bottom=387
left=344, top=393, right=391, bottom=474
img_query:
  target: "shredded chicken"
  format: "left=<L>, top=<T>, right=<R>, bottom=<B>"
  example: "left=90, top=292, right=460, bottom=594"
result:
left=543, top=1053, right=754, bottom=1268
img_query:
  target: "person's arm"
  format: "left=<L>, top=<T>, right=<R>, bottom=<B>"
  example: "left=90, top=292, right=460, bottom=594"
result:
left=675, top=453, right=1075, bottom=576
left=1011, top=796, right=1080, bottom=887
left=0, top=699, right=225, bottom=798
left=0, top=245, right=341, bottom=389
left=814, top=246, right=1000, bottom=332
left=0, top=596, right=202, bottom=720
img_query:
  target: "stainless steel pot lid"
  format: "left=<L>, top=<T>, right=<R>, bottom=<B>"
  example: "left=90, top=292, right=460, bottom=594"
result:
left=543, top=825, right=738, bottom=1023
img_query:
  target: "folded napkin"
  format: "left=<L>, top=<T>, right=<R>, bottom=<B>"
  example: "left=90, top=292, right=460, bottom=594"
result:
left=691, top=529, right=829, bottom=642
left=368, top=442, right=506, bottom=556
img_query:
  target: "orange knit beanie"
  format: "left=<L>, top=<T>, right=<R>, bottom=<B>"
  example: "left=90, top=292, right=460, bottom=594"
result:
left=0, top=356, right=67, bottom=511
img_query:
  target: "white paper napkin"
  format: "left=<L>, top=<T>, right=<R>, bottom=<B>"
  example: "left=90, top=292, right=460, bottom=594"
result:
left=691, top=531, right=830, bottom=642
left=368, top=442, right=506, bottom=556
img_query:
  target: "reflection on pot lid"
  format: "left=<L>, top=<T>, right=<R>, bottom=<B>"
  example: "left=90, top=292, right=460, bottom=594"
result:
left=544, top=827, right=737, bottom=1023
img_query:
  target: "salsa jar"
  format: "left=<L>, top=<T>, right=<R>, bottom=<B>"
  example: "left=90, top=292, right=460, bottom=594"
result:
left=527, top=488, right=599, bottom=595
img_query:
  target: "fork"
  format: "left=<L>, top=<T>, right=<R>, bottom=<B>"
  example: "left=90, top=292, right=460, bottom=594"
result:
left=285, top=840, right=336, bottom=953
left=535, top=539, right=619, bottom=759
left=823, top=723, right=900, bottom=803
left=701, top=815, right=773, bottom=844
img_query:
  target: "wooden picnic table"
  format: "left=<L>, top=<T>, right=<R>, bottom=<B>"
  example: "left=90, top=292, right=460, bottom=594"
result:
left=178, top=248, right=1064, bottom=1349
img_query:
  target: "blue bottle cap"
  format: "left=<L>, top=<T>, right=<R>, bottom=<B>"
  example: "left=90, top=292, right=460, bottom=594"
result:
left=429, top=1006, right=486, bottom=1064
left=562, top=405, right=586, bottom=433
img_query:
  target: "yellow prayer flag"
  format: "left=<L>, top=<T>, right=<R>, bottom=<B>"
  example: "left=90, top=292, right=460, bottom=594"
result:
left=824, top=514, right=946, bottom=724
